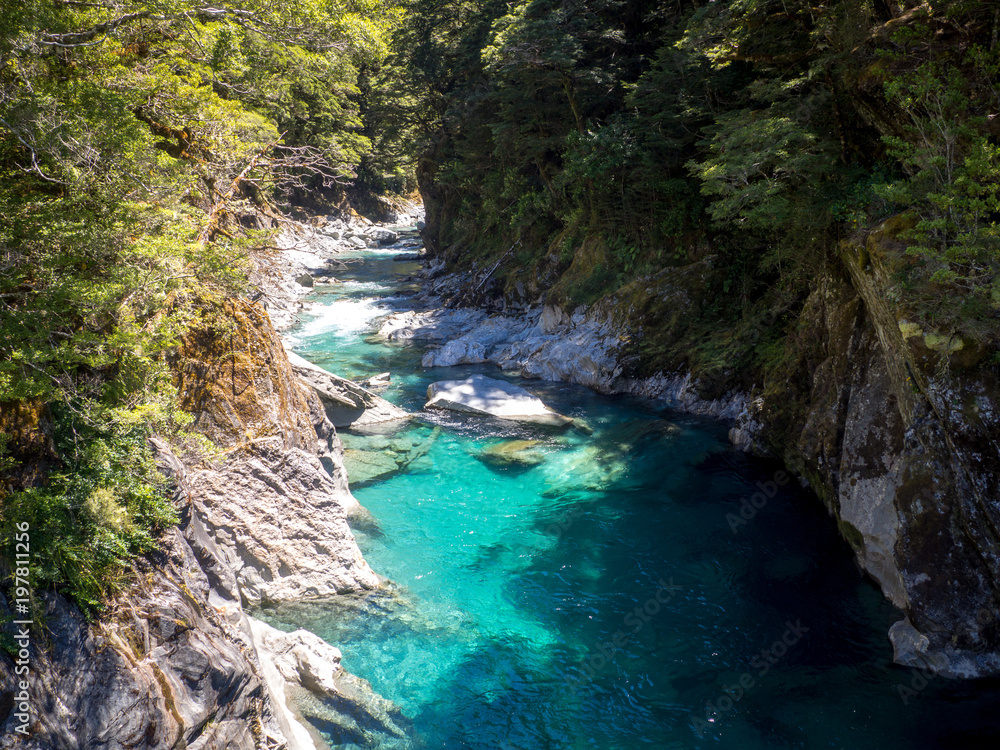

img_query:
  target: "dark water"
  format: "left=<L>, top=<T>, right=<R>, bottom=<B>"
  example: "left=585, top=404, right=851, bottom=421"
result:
left=261, top=235, right=1000, bottom=749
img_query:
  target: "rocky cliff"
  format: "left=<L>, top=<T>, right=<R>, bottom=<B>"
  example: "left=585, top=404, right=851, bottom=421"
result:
left=404, top=216, right=1000, bottom=677
left=1, top=291, right=409, bottom=748
left=783, top=227, right=1000, bottom=678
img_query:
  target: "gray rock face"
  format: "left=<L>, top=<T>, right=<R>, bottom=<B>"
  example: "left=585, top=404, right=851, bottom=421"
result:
left=379, top=308, right=486, bottom=342
left=0, top=279, right=411, bottom=747
left=0, top=490, right=293, bottom=750
left=250, top=620, right=411, bottom=748
left=0, top=428, right=403, bottom=750
left=186, top=437, right=379, bottom=605
left=421, top=315, right=534, bottom=368
left=789, top=257, right=1000, bottom=678
left=425, top=375, right=573, bottom=426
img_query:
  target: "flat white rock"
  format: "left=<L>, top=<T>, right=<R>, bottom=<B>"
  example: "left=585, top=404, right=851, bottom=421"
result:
left=425, top=374, right=572, bottom=426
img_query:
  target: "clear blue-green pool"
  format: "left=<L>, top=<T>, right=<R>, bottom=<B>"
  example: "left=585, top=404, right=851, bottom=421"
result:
left=264, top=236, right=1000, bottom=749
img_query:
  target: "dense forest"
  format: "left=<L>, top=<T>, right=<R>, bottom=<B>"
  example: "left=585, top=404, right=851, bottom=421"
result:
left=403, top=0, right=1000, bottom=372
left=3, top=0, right=1000, bottom=623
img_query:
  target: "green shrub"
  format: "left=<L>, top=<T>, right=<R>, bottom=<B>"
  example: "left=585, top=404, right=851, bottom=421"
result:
left=1, top=412, right=177, bottom=617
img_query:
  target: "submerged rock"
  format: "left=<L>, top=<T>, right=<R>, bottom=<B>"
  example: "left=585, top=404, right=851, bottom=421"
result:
left=367, top=372, right=391, bottom=388
left=341, top=425, right=442, bottom=487
left=344, top=448, right=402, bottom=486
left=425, top=374, right=573, bottom=426
left=477, top=439, right=547, bottom=469
left=543, top=443, right=628, bottom=493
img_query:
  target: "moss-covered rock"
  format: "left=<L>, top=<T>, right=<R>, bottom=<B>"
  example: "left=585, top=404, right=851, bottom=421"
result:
left=172, top=297, right=317, bottom=451
left=769, top=218, right=1000, bottom=676
left=477, top=439, right=547, bottom=469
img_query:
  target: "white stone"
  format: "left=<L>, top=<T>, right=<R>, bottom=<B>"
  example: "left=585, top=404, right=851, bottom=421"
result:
left=421, top=316, right=532, bottom=367
left=541, top=304, right=569, bottom=333
left=248, top=618, right=322, bottom=750
left=425, top=374, right=572, bottom=426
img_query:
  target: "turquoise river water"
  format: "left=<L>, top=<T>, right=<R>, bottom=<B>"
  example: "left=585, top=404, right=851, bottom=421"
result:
left=262, top=233, right=1000, bottom=749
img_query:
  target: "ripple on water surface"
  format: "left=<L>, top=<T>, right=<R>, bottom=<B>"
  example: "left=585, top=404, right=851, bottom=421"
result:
left=259, top=243, right=1000, bottom=750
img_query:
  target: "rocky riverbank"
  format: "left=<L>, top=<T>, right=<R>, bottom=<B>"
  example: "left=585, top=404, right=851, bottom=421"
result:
left=0, top=206, right=421, bottom=750
left=255, top=203, right=425, bottom=333
left=378, top=271, right=760, bottom=446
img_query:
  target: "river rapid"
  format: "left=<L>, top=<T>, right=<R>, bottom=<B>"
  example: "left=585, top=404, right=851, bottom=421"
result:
left=260, top=226, right=1000, bottom=750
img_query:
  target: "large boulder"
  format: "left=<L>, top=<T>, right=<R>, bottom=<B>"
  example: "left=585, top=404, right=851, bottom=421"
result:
left=425, top=375, right=572, bottom=426
left=249, top=619, right=411, bottom=749
left=286, top=349, right=409, bottom=429
left=368, top=227, right=399, bottom=245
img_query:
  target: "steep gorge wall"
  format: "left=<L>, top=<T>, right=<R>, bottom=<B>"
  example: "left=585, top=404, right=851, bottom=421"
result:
left=1, top=296, right=405, bottom=748
left=778, top=228, right=1000, bottom=677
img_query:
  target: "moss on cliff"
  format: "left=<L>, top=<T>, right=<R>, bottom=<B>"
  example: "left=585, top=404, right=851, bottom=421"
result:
left=172, top=297, right=316, bottom=452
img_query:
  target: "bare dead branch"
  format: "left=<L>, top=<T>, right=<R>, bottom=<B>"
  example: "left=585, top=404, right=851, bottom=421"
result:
left=0, top=115, right=67, bottom=183
left=197, top=140, right=278, bottom=245
left=267, top=143, right=355, bottom=194
left=39, top=11, right=164, bottom=47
